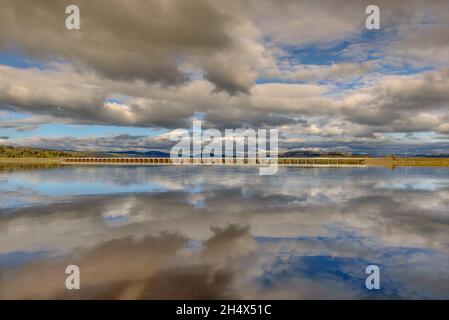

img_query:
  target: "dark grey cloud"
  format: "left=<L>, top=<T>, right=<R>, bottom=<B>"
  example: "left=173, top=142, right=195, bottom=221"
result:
left=0, top=0, right=266, bottom=94
left=1, top=1, right=449, bottom=149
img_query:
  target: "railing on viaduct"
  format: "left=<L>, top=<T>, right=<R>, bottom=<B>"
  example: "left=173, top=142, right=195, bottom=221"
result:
left=61, top=157, right=366, bottom=166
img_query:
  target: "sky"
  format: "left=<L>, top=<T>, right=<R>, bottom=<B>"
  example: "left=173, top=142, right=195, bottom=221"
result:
left=0, top=0, right=449, bottom=155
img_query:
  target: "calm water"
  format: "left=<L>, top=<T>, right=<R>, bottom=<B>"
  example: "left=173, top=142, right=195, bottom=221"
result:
left=1, top=165, right=448, bottom=299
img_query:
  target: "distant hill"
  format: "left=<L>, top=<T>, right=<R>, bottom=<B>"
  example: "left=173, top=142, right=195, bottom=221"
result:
left=109, top=150, right=170, bottom=158
left=2, top=146, right=447, bottom=159
left=412, top=154, right=449, bottom=158
left=280, top=150, right=356, bottom=158
left=1, top=146, right=365, bottom=159
left=0, top=145, right=91, bottom=158
left=0, top=146, right=171, bottom=158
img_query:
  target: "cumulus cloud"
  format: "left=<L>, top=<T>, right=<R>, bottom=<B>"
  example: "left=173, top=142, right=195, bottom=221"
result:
left=0, top=0, right=274, bottom=94
left=277, top=62, right=374, bottom=82
left=250, top=0, right=448, bottom=46
left=341, top=68, right=449, bottom=130
left=2, top=61, right=449, bottom=153
left=9, top=133, right=173, bottom=152
left=2, top=64, right=449, bottom=153
left=1, top=1, right=449, bottom=151
left=0, top=64, right=333, bottom=129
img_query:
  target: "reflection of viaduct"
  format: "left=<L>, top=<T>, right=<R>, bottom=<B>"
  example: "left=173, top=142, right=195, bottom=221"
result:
left=62, top=157, right=366, bottom=167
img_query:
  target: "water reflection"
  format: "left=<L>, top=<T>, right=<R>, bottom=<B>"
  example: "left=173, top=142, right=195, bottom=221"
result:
left=0, top=165, right=448, bottom=299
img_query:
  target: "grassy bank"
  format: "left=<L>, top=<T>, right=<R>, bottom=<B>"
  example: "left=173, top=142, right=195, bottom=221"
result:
left=0, top=158, right=62, bottom=164
left=365, top=157, right=449, bottom=167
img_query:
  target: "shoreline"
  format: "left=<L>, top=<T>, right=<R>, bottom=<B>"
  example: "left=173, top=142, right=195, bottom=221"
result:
left=1, top=157, right=449, bottom=167
left=0, top=158, right=62, bottom=164
left=364, top=157, right=449, bottom=167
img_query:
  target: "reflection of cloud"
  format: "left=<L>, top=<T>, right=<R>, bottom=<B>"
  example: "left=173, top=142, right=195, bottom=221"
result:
left=0, top=225, right=258, bottom=299
left=1, top=167, right=449, bottom=255
left=203, top=225, right=256, bottom=263
left=1, top=166, right=449, bottom=299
